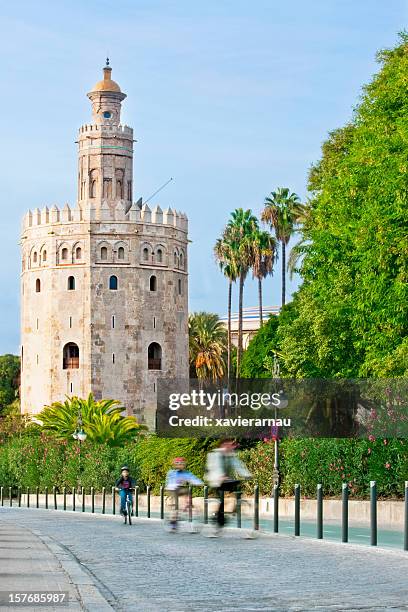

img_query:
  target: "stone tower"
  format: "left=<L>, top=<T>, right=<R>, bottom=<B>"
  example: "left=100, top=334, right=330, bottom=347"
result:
left=20, top=62, right=189, bottom=428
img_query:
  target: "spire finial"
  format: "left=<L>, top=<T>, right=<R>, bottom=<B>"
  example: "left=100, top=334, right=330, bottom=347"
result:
left=106, top=56, right=110, bottom=67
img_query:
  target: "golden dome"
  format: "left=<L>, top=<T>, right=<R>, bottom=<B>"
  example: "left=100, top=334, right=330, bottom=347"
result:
left=92, top=65, right=121, bottom=93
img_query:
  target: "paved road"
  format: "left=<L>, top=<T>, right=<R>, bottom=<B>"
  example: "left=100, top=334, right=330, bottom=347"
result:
left=0, top=507, right=407, bottom=611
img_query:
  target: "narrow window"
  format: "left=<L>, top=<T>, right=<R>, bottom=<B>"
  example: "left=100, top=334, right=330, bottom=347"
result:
left=42, top=250, right=47, bottom=262
left=153, top=382, right=156, bottom=393
left=112, top=353, right=115, bottom=364
left=76, top=247, right=82, bottom=260
left=118, top=247, right=125, bottom=260
left=35, top=278, right=41, bottom=293
left=69, top=316, right=72, bottom=329
left=149, top=275, right=157, bottom=291
left=174, top=252, right=178, bottom=267
left=153, top=316, right=156, bottom=329
left=143, top=247, right=149, bottom=261
left=33, top=252, right=38, bottom=264
left=68, top=276, right=75, bottom=290
left=109, top=275, right=118, bottom=290
left=61, top=248, right=68, bottom=261
left=112, top=315, right=115, bottom=329
left=36, top=354, right=39, bottom=365
left=101, top=246, right=108, bottom=260
left=127, top=180, right=132, bottom=201
left=178, top=278, right=182, bottom=295
left=179, top=252, right=184, bottom=268
left=156, top=249, right=163, bottom=263
left=148, top=342, right=162, bottom=370
left=70, top=382, right=73, bottom=393
left=36, top=318, right=39, bottom=330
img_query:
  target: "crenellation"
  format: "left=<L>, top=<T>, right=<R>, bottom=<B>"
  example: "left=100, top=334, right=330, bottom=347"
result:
left=141, top=203, right=151, bottom=223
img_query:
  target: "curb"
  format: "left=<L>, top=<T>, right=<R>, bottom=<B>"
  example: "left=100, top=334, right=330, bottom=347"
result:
left=32, top=528, right=115, bottom=611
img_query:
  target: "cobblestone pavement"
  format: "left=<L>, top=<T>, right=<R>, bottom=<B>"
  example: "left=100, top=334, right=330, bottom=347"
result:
left=0, top=507, right=407, bottom=611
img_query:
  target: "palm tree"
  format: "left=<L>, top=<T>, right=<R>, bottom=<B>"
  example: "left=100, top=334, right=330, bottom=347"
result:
left=226, top=209, right=259, bottom=376
left=251, top=230, right=277, bottom=326
left=214, top=236, right=238, bottom=381
left=37, top=393, right=144, bottom=446
left=189, top=312, right=227, bottom=382
left=287, top=202, right=312, bottom=279
left=261, top=188, right=304, bottom=307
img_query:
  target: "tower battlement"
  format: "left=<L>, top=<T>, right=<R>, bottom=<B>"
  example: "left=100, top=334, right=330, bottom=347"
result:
left=78, top=123, right=133, bottom=135
left=22, top=203, right=188, bottom=232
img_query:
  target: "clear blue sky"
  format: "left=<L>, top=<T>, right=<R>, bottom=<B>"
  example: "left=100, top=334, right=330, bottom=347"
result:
left=0, top=0, right=406, bottom=354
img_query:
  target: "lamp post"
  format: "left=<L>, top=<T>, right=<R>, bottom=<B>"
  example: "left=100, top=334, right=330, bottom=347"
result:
left=271, top=353, right=288, bottom=493
left=72, top=408, right=87, bottom=492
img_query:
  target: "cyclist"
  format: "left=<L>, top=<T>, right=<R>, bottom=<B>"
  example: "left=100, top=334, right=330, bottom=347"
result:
left=115, top=465, right=136, bottom=518
left=165, top=457, right=203, bottom=531
left=205, top=439, right=251, bottom=534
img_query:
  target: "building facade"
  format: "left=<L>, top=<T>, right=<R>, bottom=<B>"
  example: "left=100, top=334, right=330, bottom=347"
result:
left=220, top=306, right=279, bottom=349
left=20, top=63, right=189, bottom=427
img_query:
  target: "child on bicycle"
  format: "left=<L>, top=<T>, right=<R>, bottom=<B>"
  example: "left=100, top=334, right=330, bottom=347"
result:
left=115, top=465, right=136, bottom=517
left=165, top=457, right=203, bottom=530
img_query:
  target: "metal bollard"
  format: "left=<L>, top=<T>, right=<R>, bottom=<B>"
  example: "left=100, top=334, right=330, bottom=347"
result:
left=0, top=486, right=3, bottom=506
left=147, top=486, right=151, bottom=518
left=18, top=486, right=21, bottom=508
left=236, top=490, right=242, bottom=528
left=294, top=484, right=300, bottom=536
left=135, top=486, right=139, bottom=517
left=45, top=487, right=48, bottom=510
left=72, top=488, right=76, bottom=512
left=27, top=487, right=30, bottom=508
left=404, top=481, right=408, bottom=551
left=53, top=486, right=57, bottom=510
left=253, top=485, right=259, bottom=531
left=317, top=484, right=323, bottom=539
left=9, top=487, right=12, bottom=507
left=81, top=487, right=85, bottom=512
left=203, top=485, right=208, bottom=524
left=370, top=481, right=377, bottom=546
left=36, top=486, right=39, bottom=509
left=188, top=486, right=193, bottom=523
left=112, top=486, right=116, bottom=515
left=91, top=487, right=95, bottom=513
left=342, top=483, right=349, bottom=543
left=273, top=484, right=279, bottom=533
left=102, top=487, right=106, bottom=514
left=160, top=486, right=164, bottom=520
left=63, top=487, right=66, bottom=511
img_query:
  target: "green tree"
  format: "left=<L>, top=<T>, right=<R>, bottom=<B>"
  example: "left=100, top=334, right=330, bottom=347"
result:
left=261, top=188, right=303, bottom=307
left=278, top=34, right=408, bottom=378
left=251, top=230, right=277, bottom=327
left=0, top=354, right=20, bottom=413
left=189, top=312, right=227, bottom=381
left=37, top=394, right=144, bottom=446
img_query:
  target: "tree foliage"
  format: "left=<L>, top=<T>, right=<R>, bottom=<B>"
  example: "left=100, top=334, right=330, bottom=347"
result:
left=0, top=355, right=20, bottom=413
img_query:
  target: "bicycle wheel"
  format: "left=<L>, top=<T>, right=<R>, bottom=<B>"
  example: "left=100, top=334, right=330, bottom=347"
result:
left=127, top=499, right=132, bottom=525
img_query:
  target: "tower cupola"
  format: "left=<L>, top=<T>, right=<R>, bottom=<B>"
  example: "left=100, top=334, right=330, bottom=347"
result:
left=87, top=59, right=126, bottom=125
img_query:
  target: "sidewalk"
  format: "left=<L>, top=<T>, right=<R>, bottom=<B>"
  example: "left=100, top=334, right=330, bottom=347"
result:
left=0, top=521, right=112, bottom=611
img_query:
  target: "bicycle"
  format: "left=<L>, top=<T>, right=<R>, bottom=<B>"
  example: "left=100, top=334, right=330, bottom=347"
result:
left=163, top=487, right=199, bottom=533
left=116, top=488, right=134, bottom=526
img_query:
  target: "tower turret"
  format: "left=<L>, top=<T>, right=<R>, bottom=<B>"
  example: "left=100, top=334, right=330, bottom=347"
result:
left=77, top=60, right=133, bottom=218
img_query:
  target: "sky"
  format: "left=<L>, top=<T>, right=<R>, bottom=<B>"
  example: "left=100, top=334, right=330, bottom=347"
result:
left=0, top=0, right=407, bottom=354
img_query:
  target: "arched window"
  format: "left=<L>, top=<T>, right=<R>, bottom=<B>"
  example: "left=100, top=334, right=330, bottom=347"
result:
left=68, top=276, right=75, bottom=291
left=63, top=342, right=79, bottom=369
left=156, top=248, right=163, bottom=263
left=75, top=247, right=82, bottom=260
left=109, top=275, right=118, bottom=290
left=143, top=247, right=149, bottom=261
left=148, top=342, right=162, bottom=370
left=118, top=247, right=125, bottom=260
left=61, top=248, right=68, bottom=261
left=33, top=252, right=38, bottom=264
left=178, top=278, right=182, bottom=295
left=179, top=252, right=184, bottom=269
left=149, top=275, right=157, bottom=291
left=42, top=250, right=47, bottom=262
left=101, top=246, right=108, bottom=260
left=35, top=279, right=41, bottom=293
left=89, top=169, right=97, bottom=198
left=174, top=251, right=178, bottom=267
left=116, top=180, right=123, bottom=199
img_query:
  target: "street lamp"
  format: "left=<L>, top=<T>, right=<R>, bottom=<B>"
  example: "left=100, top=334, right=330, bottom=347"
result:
left=72, top=408, right=87, bottom=491
left=272, top=353, right=288, bottom=493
